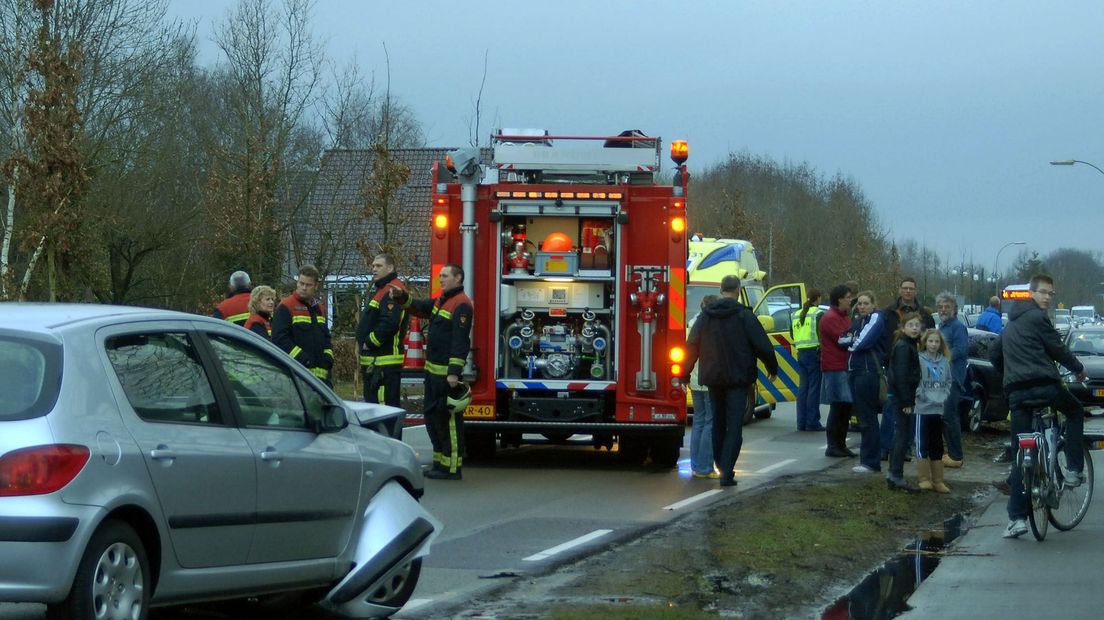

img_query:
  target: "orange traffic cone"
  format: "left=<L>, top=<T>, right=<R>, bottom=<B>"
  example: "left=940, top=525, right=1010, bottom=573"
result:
left=403, top=317, right=425, bottom=369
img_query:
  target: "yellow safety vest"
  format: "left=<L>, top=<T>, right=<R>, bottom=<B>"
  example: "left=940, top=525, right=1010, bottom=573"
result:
left=791, top=307, right=822, bottom=350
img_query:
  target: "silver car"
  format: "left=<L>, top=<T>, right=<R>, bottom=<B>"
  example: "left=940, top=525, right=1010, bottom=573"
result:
left=0, top=304, right=438, bottom=619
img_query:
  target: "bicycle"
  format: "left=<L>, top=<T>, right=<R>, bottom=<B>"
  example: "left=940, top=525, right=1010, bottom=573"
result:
left=1014, top=398, right=1096, bottom=541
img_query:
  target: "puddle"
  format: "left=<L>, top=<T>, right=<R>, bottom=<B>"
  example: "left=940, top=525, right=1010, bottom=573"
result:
left=821, top=514, right=966, bottom=620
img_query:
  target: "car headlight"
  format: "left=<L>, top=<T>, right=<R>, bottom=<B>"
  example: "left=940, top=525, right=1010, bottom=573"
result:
left=1060, top=368, right=1075, bottom=383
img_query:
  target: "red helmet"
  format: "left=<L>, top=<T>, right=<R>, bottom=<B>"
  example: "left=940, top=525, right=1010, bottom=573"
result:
left=542, top=232, right=572, bottom=252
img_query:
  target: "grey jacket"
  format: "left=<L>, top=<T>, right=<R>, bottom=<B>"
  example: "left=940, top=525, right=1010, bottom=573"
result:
left=989, top=299, right=1083, bottom=393
left=914, top=352, right=951, bottom=416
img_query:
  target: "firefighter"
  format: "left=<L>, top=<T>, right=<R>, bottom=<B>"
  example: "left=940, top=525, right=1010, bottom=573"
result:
left=213, top=270, right=252, bottom=326
left=272, top=264, right=334, bottom=385
left=390, top=263, right=473, bottom=480
left=356, top=253, right=407, bottom=413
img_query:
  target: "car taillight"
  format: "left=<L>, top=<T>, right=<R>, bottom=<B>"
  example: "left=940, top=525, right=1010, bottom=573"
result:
left=0, top=445, right=91, bottom=497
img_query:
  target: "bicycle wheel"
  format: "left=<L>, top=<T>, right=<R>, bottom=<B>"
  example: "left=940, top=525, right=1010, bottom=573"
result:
left=1050, top=442, right=1094, bottom=531
left=1028, top=462, right=1050, bottom=541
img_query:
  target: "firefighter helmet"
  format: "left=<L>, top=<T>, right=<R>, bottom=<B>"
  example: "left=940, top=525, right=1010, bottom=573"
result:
left=446, top=382, right=472, bottom=414
left=541, top=232, right=572, bottom=252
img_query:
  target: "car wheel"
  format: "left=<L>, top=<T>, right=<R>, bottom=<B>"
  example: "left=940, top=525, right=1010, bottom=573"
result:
left=967, top=385, right=985, bottom=433
left=48, top=520, right=150, bottom=620
left=365, top=557, right=422, bottom=609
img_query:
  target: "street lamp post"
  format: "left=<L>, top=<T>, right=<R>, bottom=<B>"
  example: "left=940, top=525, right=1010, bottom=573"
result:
left=994, top=241, right=1027, bottom=297
left=1050, top=159, right=1104, bottom=177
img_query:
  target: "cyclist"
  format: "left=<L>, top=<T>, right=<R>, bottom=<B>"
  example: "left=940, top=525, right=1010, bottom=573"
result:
left=990, top=274, right=1088, bottom=539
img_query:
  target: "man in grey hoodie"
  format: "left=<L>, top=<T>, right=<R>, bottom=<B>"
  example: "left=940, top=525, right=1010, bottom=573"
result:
left=682, top=275, right=778, bottom=488
left=990, top=274, right=1087, bottom=539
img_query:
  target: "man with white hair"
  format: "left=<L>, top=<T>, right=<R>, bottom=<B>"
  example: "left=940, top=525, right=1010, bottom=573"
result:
left=213, top=270, right=252, bottom=326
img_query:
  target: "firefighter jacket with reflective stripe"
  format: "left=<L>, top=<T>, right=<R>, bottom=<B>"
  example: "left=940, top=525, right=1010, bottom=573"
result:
left=244, top=312, right=272, bottom=340
left=272, top=294, right=333, bottom=378
left=791, top=307, right=823, bottom=350
left=406, top=287, right=473, bottom=377
left=356, top=272, right=407, bottom=367
left=214, top=290, right=252, bottom=326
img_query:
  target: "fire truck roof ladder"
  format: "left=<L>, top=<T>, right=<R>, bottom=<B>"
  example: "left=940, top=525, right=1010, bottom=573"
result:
left=492, top=131, right=661, bottom=177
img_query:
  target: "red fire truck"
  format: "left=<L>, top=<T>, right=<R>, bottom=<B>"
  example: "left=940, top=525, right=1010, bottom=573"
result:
left=427, top=130, right=689, bottom=466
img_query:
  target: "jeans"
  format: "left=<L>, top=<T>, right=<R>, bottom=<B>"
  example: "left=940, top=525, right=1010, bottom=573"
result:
left=709, top=385, right=750, bottom=480
left=942, top=382, right=965, bottom=460
left=849, top=369, right=882, bottom=471
left=690, top=390, right=715, bottom=474
left=1007, top=383, right=1086, bottom=519
left=888, top=405, right=911, bottom=480
left=796, top=348, right=823, bottom=429
left=880, top=394, right=895, bottom=453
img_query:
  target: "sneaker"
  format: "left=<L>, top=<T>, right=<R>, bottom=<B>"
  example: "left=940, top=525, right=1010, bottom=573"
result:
left=852, top=465, right=877, bottom=474
left=1003, top=519, right=1028, bottom=539
left=692, top=471, right=721, bottom=479
left=1064, top=471, right=1085, bottom=488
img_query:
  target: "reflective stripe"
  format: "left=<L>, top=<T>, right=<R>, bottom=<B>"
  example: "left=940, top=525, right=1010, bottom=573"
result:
left=369, top=333, right=382, bottom=347
left=368, top=299, right=380, bottom=309
left=315, top=315, right=326, bottom=324
left=310, top=367, right=330, bottom=380
left=226, top=312, right=250, bottom=324
left=289, top=346, right=303, bottom=359
left=433, top=307, right=452, bottom=320
left=291, top=315, right=313, bottom=324
left=425, top=361, right=448, bottom=376
left=445, top=413, right=460, bottom=473
left=448, top=357, right=465, bottom=368
left=361, top=354, right=403, bottom=366
left=323, top=348, right=333, bottom=358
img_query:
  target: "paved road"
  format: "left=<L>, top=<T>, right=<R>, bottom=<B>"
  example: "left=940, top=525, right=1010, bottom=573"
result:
left=902, top=417, right=1104, bottom=619
left=395, top=402, right=840, bottom=617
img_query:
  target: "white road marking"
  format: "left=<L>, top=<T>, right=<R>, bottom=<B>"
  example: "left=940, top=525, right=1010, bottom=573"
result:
left=664, top=489, right=724, bottom=511
left=755, top=458, right=797, bottom=474
left=522, top=529, right=613, bottom=562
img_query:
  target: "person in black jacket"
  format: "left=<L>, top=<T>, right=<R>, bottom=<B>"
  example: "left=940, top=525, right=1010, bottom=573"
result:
left=356, top=253, right=407, bottom=412
left=391, top=264, right=473, bottom=481
left=681, top=275, right=777, bottom=488
left=990, top=274, right=1087, bottom=539
left=879, top=278, right=936, bottom=459
left=886, top=313, right=923, bottom=492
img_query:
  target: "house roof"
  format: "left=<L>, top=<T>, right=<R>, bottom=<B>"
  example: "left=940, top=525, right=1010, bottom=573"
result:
left=294, top=148, right=448, bottom=282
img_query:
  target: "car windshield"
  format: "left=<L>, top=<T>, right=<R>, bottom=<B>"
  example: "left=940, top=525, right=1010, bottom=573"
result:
left=1069, top=331, right=1104, bottom=355
left=0, top=333, right=62, bottom=421
left=1056, top=315, right=1071, bottom=325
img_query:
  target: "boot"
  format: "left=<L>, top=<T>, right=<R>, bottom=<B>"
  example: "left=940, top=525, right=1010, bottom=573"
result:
left=931, top=460, right=951, bottom=494
left=916, top=459, right=934, bottom=491
left=942, top=454, right=963, bottom=468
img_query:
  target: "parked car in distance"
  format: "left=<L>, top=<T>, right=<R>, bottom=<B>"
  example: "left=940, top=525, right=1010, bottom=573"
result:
left=1064, top=326, right=1104, bottom=410
left=0, top=304, right=438, bottom=619
left=964, top=328, right=1008, bottom=432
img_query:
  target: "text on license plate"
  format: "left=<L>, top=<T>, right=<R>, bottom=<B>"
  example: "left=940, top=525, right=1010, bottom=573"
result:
left=465, top=405, right=495, bottom=419
left=1094, top=389, right=1104, bottom=398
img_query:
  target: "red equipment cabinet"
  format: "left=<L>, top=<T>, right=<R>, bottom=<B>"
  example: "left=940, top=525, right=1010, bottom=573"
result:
left=429, top=131, right=690, bottom=467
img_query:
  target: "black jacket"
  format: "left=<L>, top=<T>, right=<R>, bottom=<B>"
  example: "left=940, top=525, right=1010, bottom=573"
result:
left=407, top=286, right=473, bottom=377
left=356, top=272, right=407, bottom=366
left=889, top=335, right=921, bottom=409
left=990, top=299, right=1083, bottom=392
left=682, top=297, right=777, bottom=388
left=880, top=297, right=935, bottom=355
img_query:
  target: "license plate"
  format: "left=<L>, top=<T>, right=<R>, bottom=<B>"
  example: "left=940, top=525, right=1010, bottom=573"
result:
left=1094, top=389, right=1104, bottom=398
left=465, top=405, right=495, bottom=419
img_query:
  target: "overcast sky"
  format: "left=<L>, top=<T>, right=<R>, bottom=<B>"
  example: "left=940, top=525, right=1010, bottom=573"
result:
left=167, top=0, right=1104, bottom=278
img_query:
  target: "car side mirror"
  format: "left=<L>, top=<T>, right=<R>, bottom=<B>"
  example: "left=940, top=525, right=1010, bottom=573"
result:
left=311, top=404, right=348, bottom=433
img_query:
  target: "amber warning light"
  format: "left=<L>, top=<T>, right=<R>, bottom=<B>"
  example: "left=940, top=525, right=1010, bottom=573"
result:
left=1002, top=290, right=1032, bottom=300
left=670, top=140, right=689, bottom=165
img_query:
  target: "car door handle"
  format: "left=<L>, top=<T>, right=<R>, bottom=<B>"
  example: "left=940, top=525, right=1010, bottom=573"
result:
left=149, top=447, right=177, bottom=460
left=260, top=449, right=282, bottom=462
